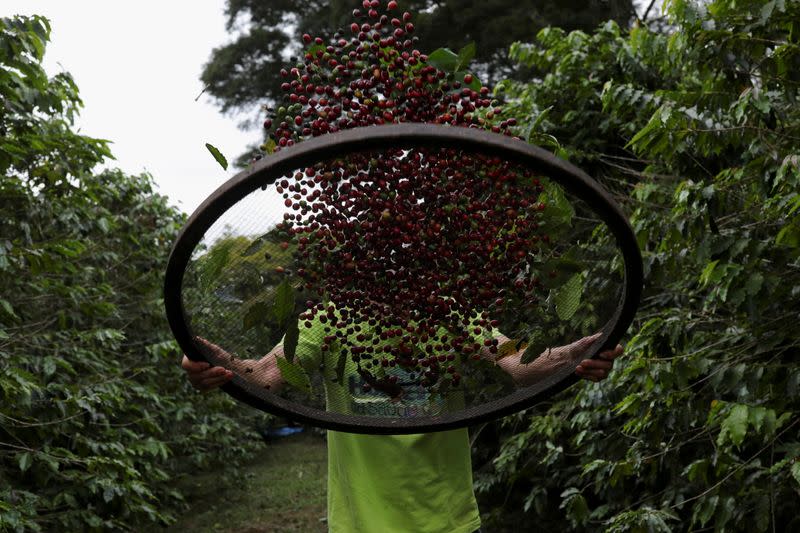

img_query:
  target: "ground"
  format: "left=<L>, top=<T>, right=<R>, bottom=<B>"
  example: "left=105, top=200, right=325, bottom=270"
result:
left=169, top=431, right=328, bottom=532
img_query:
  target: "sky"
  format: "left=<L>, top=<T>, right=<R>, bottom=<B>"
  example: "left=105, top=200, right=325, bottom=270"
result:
left=5, top=1, right=658, bottom=216
left=5, top=1, right=257, bottom=215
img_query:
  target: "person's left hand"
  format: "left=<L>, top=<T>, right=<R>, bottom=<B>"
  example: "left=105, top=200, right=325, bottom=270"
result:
left=575, top=344, right=623, bottom=382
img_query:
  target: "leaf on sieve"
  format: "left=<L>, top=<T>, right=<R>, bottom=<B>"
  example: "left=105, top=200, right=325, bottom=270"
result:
left=334, top=340, right=347, bottom=384
left=520, top=329, right=550, bottom=364
left=539, top=180, right=574, bottom=230
left=496, top=339, right=523, bottom=359
left=273, top=280, right=295, bottom=326
left=427, top=47, right=459, bottom=72
left=456, top=42, right=476, bottom=71
left=262, top=138, right=277, bottom=154
left=276, top=356, right=311, bottom=393
left=554, top=273, right=583, bottom=321
left=283, top=316, right=300, bottom=363
left=454, top=70, right=481, bottom=90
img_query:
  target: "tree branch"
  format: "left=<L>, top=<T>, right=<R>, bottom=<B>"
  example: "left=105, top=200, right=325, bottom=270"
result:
left=642, top=0, right=659, bottom=22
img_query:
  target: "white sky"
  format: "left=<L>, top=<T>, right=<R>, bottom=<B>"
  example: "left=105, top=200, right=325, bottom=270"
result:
left=5, top=1, right=257, bottom=215
left=5, top=1, right=658, bottom=216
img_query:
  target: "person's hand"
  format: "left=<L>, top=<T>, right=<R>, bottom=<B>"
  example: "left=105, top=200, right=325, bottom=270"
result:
left=181, top=350, right=234, bottom=393
left=182, top=337, right=285, bottom=392
left=497, top=332, right=623, bottom=387
left=575, top=343, right=623, bottom=383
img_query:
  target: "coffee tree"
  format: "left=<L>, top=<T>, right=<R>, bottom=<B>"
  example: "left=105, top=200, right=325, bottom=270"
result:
left=473, top=0, right=800, bottom=531
left=0, top=16, right=266, bottom=531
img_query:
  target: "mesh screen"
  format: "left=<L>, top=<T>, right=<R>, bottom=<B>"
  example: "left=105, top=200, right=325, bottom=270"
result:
left=180, top=144, right=624, bottom=431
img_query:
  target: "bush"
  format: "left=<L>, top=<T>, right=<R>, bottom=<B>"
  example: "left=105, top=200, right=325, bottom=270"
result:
left=0, top=16, right=266, bottom=531
left=475, top=1, right=800, bottom=531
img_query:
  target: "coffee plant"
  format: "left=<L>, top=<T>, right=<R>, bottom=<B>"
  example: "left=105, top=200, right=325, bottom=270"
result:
left=0, top=16, right=267, bottom=531
left=472, top=0, right=800, bottom=531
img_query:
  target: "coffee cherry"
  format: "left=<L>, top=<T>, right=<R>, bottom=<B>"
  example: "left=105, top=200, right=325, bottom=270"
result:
left=262, top=1, right=548, bottom=399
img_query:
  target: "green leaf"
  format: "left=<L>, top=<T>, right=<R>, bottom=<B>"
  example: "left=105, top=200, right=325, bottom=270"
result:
left=18, top=452, right=31, bottom=473
left=525, top=106, right=553, bottom=140
left=787, top=371, right=800, bottom=397
left=520, top=329, right=549, bottom=364
left=748, top=406, right=768, bottom=433
left=0, top=299, right=19, bottom=320
left=283, top=316, right=299, bottom=363
left=560, top=488, right=589, bottom=526
left=243, top=302, right=270, bottom=331
left=456, top=42, right=476, bottom=71
left=262, top=138, right=276, bottom=155
left=760, top=0, right=776, bottom=24
left=427, top=47, right=459, bottom=72
left=682, top=459, right=709, bottom=483
left=205, top=143, right=228, bottom=170
left=331, top=344, right=347, bottom=385
left=97, top=217, right=111, bottom=233
left=276, top=356, right=310, bottom=393
left=775, top=218, right=800, bottom=247
left=791, top=461, right=800, bottom=487
left=699, top=260, right=720, bottom=286
left=543, top=182, right=575, bottom=219
left=554, top=274, right=583, bottom=321
left=273, top=281, right=295, bottom=326
left=745, top=272, right=764, bottom=295
left=693, top=495, right=718, bottom=527
left=540, top=180, right=574, bottom=229
left=43, top=357, right=56, bottom=377
left=718, top=404, right=749, bottom=447
left=199, top=236, right=236, bottom=289
left=754, top=494, right=770, bottom=533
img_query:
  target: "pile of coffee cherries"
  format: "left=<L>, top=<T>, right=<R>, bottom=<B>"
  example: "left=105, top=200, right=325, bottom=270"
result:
left=265, top=0, right=549, bottom=396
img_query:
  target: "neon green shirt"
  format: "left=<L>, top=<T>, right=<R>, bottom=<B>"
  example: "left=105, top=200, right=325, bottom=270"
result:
left=293, top=317, right=482, bottom=533
left=326, top=431, right=480, bottom=533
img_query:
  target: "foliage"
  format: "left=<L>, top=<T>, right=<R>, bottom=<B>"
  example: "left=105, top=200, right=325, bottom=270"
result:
left=0, top=15, right=266, bottom=532
left=186, top=231, right=308, bottom=361
left=205, top=143, right=229, bottom=170
left=200, top=0, right=633, bottom=127
left=474, top=0, right=800, bottom=531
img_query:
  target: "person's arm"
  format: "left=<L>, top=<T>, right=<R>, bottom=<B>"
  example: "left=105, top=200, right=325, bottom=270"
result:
left=491, top=332, right=623, bottom=387
left=181, top=337, right=286, bottom=393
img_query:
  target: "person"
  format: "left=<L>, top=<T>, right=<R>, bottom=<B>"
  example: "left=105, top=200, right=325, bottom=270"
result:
left=183, top=333, right=621, bottom=533
left=182, top=316, right=622, bottom=533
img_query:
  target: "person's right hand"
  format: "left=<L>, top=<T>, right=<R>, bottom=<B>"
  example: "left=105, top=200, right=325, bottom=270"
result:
left=181, top=355, right=234, bottom=393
